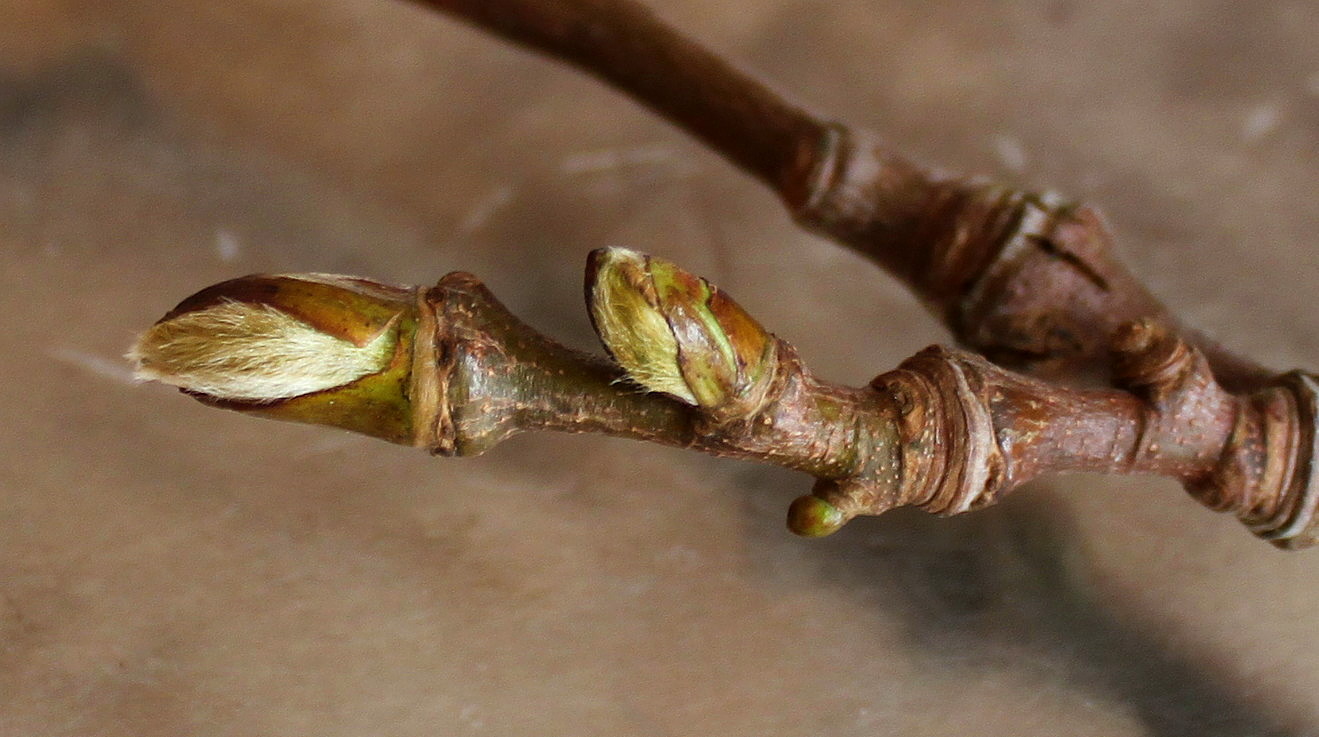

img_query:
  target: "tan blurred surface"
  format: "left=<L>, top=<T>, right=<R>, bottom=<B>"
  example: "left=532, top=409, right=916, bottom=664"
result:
left=1, top=1, right=1317, bottom=735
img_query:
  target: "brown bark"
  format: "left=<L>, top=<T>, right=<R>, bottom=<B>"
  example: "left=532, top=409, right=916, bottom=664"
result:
left=415, top=0, right=824, bottom=197
left=418, top=274, right=1319, bottom=549
left=133, top=1, right=1318, bottom=550
left=139, top=256, right=1319, bottom=548
left=411, top=0, right=1272, bottom=390
left=258, top=269, right=1312, bottom=549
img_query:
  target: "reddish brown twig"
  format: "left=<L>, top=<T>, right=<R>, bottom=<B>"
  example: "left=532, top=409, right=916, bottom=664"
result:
left=415, top=0, right=824, bottom=196
left=413, top=0, right=1273, bottom=390
left=132, top=253, right=1319, bottom=548
left=131, top=1, right=1318, bottom=550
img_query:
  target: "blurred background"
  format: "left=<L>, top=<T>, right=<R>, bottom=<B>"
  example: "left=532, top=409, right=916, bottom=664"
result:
left=1, top=0, right=1317, bottom=734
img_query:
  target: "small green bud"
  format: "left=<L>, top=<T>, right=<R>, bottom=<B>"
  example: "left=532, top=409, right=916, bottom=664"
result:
left=786, top=495, right=848, bottom=537
left=586, top=248, right=777, bottom=417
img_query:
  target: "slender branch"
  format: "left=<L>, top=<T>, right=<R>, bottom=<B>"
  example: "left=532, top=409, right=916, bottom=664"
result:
left=131, top=252, right=1319, bottom=548
left=129, top=1, right=1317, bottom=552
left=410, top=0, right=1274, bottom=390
left=415, top=0, right=825, bottom=196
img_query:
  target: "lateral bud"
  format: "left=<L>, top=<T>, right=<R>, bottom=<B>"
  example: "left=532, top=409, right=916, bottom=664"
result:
left=586, top=247, right=779, bottom=422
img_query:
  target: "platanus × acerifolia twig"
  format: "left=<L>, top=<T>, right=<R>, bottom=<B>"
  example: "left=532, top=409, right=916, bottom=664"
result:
left=131, top=0, right=1319, bottom=551
left=131, top=249, right=1319, bottom=549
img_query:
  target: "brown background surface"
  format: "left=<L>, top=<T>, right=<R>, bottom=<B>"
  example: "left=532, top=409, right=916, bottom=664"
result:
left=1, top=1, right=1317, bottom=735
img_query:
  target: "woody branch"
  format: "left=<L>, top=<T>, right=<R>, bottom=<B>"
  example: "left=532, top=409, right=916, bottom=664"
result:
left=412, top=0, right=1275, bottom=390
left=131, top=250, right=1319, bottom=548
left=130, top=0, right=1318, bottom=550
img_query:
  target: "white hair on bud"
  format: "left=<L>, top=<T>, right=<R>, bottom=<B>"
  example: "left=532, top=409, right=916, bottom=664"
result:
left=128, top=301, right=396, bottom=401
left=589, top=248, right=696, bottom=404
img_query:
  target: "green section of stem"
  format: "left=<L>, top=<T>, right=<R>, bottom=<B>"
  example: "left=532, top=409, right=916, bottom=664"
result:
left=431, top=272, right=694, bottom=456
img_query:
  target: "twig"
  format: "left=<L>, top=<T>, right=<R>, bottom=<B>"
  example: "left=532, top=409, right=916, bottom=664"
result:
left=129, top=0, right=1318, bottom=550
left=413, top=0, right=1273, bottom=390
left=130, top=251, right=1319, bottom=548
